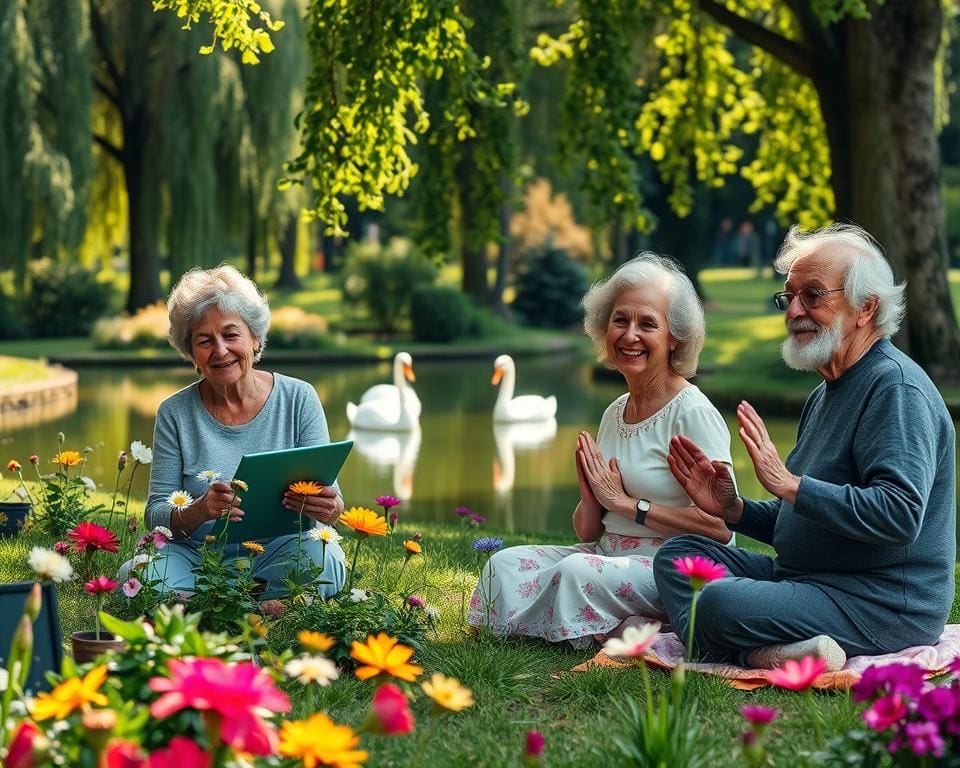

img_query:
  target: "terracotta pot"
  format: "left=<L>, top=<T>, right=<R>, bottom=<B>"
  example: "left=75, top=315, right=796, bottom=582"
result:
left=70, top=631, right=126, bottom=664
left=0, top=501, right=31, bottom=538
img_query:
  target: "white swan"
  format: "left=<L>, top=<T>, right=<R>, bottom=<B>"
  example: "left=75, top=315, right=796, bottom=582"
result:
left=346, top=352, right=420, bottom=430
left=492, top=354, right=558, bottom=423
left=348, top=426, right=422, bottom=501
left=492, top=418, right=558, bottom=494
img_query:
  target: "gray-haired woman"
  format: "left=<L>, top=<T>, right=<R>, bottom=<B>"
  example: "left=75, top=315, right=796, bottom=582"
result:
left=143, top=264, right=345, bottom=599
left=467, top=254, right=734, bottom=647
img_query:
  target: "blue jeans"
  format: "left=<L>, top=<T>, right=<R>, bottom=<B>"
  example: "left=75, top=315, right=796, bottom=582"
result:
left=139, top=534, right=346, bottom=600
left=652, top=535, right=879, bottom=665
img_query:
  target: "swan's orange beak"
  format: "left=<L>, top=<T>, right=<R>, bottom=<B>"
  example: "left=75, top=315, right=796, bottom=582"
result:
left=491, top=367, right=504, bottom=386
left=403, top=364, right=416, bottom=382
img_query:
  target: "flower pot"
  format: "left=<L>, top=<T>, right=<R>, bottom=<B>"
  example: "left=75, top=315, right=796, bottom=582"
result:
left=0, top=501, right=31, bottom=538
left=70, top=631, right=126, bottom=664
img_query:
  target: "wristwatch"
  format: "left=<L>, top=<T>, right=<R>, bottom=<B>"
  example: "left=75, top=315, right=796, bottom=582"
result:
left=634, top=498, right=651, bottom=525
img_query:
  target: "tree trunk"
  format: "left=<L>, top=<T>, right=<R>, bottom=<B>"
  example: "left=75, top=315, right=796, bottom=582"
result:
left=274, top=214, right=302, bottom=289
left=122, top=107, right=162, bottom=314
left=490, top=177, right=511, bottom=313
left=459, top=178, right=489, bottom=300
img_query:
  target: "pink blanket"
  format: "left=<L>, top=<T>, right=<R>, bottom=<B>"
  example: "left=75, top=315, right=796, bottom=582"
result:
left=572, top=625, right=960, bottom=690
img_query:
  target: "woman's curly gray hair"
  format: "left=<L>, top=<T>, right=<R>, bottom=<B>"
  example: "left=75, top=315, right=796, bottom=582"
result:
left=582, top=253, right=705, bottom=378
left=167, top=264, right=270, bottom=362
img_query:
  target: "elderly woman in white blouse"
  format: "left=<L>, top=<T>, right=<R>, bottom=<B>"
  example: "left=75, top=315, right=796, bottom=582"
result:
left=468, top=254, right=735, bottom=647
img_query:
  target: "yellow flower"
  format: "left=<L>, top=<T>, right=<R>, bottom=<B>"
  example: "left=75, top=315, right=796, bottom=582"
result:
left=298, top=629, right=336, bottom=652
left=166, top=490, right=194, bottom=510
left=230, top=479, right=249, bottom=493
left=279, top=712, right=368, bottom=768
left=51, top=451, right=83, bottom=467
left=289, top=480, right=323, bottom=496
left=339, top=507, right=388, bottom=538
left=350, top=632, right=422, bottom=682
left=32, top=665, right=109, bottom=720
left=242, top=541, right=265, bottom=555
left=403, top=539, right=421, bottom=556
left=420, top=673, right=474, bottom=713
left=204, top=535, right=217, bottom=543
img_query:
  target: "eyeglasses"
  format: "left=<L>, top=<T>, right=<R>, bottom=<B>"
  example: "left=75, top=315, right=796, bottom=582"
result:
left=772, top=288, right=844, bottom=311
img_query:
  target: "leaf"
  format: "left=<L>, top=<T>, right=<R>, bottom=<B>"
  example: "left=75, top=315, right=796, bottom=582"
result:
left=99, top=611, right=149, bottom=642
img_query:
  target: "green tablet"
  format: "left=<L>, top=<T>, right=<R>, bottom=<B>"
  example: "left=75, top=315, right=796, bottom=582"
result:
left=209, top=440, right=353, bottom=544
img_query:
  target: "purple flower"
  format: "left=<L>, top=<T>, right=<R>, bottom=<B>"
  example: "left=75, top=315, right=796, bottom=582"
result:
left=903, top=721, right=945, bottom=757
left=455, top=506, right=473, bottom=517
left=53, top=540, right=71, bottom=555
left=469, top=513, right=486, bottom=526
left=917, top=686, right=960, bottom=722
left=862, top=694, right=908, bottom=731
left=853, top=663, right=926, bottom=702
left=376, top=495, right=401, bottom=509
left=406, top=595, right=426, bottom=609
left=740, top=705, right=778, bottom=727
left=472, top=537, right=503, bottom=554
left=950, top=658, right=960, bottom=676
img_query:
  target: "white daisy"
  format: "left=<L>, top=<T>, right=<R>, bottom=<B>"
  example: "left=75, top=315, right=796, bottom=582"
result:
left=28, top=547, right=73, bottom=583
left=284, top=655, right=340, bottom=686
left=166, top=490, right=194, bottom=510
left=196, top=470, right=222, bottom=483
left=349, top=588, right=370, bottom=603
left=130, top=440, right=153, bottom=465
left=602, top=622, right=661, bottom=659
left=307, top=524, right=342, bottom=544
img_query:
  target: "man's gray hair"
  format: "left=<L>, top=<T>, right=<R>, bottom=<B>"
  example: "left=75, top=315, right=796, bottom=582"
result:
left=775, top=223, right=906, bottom=338
left=167, top=264, right=270, bottom=362
left=582, top=253, right=705, bottom=378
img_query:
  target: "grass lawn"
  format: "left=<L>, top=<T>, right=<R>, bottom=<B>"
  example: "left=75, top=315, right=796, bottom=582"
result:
left=0, top=355, right=61, bottom=386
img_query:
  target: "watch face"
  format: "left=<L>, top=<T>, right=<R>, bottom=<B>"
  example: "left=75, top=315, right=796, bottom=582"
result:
left=637, top=498, right=651, bottom=512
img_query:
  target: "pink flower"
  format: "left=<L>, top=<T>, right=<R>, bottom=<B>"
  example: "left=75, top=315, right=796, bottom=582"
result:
left=69, top=521, right=120, bottom=553
left=740, top=704, right=778, bottom=727
left=122, top=577, right=142, bottom=598
left=862, top=694, right=908, bottom=731
left=260, top=599, right=288, bottom=617
left=672, top=555, right=726, bottom=590
left=853, top=663, right=926, bottom=702
left=6, top=721, right=45, bottom=768
left=366, top=683, right=415, bottom=735
left=523, top=730, right=545, bottom=765
left=149, top=658, right=291, bottom=754
left=469, top=513, right=486, bottom=526
left=376, top=495, right=401, bottom=509
left=103, top=740, right=147, bottom=768
left=389, top=511, right=399, bottom=529
left=406, top=595, right=426, bottom=609
left=764, top=656, right=827, bottom=691
left=53, top=541, right=71, bottom=555
left=84, top=576, right=118, bottom=595
left=904, top=721, right=945, bottom=757
left=148, top=737, right=211, bottom=768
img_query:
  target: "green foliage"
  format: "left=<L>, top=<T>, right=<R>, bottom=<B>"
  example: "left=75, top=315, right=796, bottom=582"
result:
left=0, top=285, right=25, bottom=340
left=24, top=259, right=111, bottom=337
left=511, top=244, right=588, bottom=329
left=410, top=286, right=473, bottom=342
left=339, top=239, right=438, bottom=334
left=152, top=0, right=284, bottom=64
left=186, top=542, right=262, bottom=634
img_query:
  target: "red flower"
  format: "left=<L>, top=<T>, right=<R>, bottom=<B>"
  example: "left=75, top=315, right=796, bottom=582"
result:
left=149, top=658, right=290, bottom=755
left=103, top=740, right=147, bottom=768
left=6, top=721, right=47, bottom=768
left=148, top=737, right=211, bottom=768
left=7, top=459, right=21, bottom=472
left=84, top=576, right=119, bottom=594
left=366, top=683, right=415, bottom=735
left=764, top=656, right=827, bottom=691
left=740, top=704, right=778, bottom=726
left=28, top=454, right=39, bottom=465
left=69, top=522, right=120, bottom=554
left=672, top=555, right=727, bottom=590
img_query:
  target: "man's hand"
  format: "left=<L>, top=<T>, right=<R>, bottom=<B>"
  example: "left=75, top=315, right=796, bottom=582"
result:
left=737, top=401, right=800, bottom=503
left=667, top=435, right=741, bottom=523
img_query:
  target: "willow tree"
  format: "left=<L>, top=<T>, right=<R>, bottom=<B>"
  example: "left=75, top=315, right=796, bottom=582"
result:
left=0, top=0, right=91, bottom=291
left=533, top=0, right=959, bottom=382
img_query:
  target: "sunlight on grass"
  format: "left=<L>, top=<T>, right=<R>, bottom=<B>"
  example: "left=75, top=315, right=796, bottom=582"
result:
left=707, top=314, right=786, bottom=367
left=0, top=355, right=58, bottom=385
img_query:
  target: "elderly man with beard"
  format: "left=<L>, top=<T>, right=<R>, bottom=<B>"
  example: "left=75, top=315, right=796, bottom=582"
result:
left=652, top=223, right=956, bottom=671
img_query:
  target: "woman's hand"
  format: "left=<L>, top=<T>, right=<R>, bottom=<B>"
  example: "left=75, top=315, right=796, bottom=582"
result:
left=737, top=401, right=800, bottom=503
left=201, top=481, right=245, bottom=523
left=667, top=435, right=740, bottom=522
left=577, top=431, right=631, bottom=513
left=575, top=432, right=602, bottom=514
left=283, top=485, right=343, bottom=526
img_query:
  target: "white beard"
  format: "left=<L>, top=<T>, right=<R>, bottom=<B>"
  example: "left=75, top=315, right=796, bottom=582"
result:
left=781, top=316, right=843, bottom=371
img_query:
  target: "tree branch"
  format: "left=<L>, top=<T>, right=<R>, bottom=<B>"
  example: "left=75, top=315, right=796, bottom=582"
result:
left=696, top=0, right=814, bottom=79
left=93, top=133, right=123, bottom=162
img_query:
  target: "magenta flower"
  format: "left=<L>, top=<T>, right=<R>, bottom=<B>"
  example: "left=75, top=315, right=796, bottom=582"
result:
left=366, top=682, right=415, bottom=735
left=469, top=513, right=486, bottom=526
left=69, top=521, right=120, bottom=554
left=454, top=506, right=473, bottom=517
left=148, top=736, right=211, bottom=768
left=740, top=704, right=778, bottom=727
left=862, top=694, right=908, bottom=731
left=389, top=511, right=399, bottom=529
left=765, top=656, right=827, bottom=691
left=917, top=687, right=960, bottom=722
left=853, top=663, right=926, bottom=702
left=523, top=730, right=545, bottom=766
left=53, top=540, right=71, bottom=555
left=672, top=555, right=726, bottom=590
left=84, top=576, right=118, bottom=594
left=376, top=495, right=401, bottom=509
left=406, top=595, right=426, bottom=609
left=149, top=658, right=291, bottom=754
left=904, top=721, right=945, bottom=757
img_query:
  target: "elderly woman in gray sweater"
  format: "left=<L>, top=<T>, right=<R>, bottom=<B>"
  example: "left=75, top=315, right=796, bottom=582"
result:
left=142, top=264, right=345, bottom=599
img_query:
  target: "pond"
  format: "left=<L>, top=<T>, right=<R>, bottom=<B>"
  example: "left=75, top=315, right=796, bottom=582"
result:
left=1, top=355, right=957, bottom=541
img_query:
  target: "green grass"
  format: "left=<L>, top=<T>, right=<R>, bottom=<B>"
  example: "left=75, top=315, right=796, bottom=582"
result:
left=0, top=355, right=61, bottom=385
left=2, top=507, right=958, bottom=766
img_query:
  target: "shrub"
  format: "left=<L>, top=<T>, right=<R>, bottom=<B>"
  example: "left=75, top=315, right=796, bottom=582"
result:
left=511, top=243, right=589, bottom=328
left=340, top=238, right=437, bottom=334
left=0, top=284, right=25, bottom=339
left=266, top=306, right=331, bottom=349
left=92, top=303, right=170, bottom=350
left=410, top=286, right=472, bottom=342
left=26, top=259, right=112, bottom=337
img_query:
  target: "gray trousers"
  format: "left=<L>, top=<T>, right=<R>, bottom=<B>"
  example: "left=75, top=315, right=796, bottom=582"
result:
left=652, top=535, right=880, bottom=666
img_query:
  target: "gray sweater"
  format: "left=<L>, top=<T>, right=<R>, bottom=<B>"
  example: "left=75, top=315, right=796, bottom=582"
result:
left=145, top=373, right=338, bottom=537
left=733, top=340, right=956, bottom=651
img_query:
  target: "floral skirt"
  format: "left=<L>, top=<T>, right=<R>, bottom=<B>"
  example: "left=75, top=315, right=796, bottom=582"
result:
left=466, top=532, right=667, bottom=648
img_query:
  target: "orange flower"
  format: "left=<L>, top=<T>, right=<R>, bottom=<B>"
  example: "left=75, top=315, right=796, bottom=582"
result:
left=242, top=541, right=266, bottom=555
left=403, top=539, right=421, bottom=556
left=51, top=451, right=83, bottom=467
left=279, top=712, right=367, bottom=768
left=298, top=630, right=336, bottom=653
left=289, top=480, right=323, bottom=496
left=350, top=632, right=422, bottom=682
left=6, top=459, right=21, bottom=472
left=32, top=665, right=109, bottom=720
left=339, top=507, right=388, bottom=538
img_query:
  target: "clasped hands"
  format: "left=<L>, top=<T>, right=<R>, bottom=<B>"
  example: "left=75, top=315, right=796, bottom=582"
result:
left=200, top=481, right=343, bottom=526
left=576, top=431, right=631, bottom=515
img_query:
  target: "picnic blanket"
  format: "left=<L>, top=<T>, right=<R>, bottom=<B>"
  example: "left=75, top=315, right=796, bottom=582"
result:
left=571, top=625, right=960, bottom=690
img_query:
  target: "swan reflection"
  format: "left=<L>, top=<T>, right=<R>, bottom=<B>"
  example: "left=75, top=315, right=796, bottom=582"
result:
left=348, top=425, right=422, bottom=501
